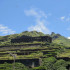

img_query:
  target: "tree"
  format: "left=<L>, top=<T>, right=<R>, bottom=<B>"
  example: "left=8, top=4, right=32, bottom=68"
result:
left=42, top=57, right=57, bottom=70
left=15, top=62, right=28, bottom=70
left=53, top=59, right=68, bottom=70
left=3, top=62, right=28, bottom=70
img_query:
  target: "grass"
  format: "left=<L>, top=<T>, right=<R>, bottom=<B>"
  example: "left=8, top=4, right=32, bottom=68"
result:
left=0, top=51, right=43, bottom=60
left=57, top=49, right=70, bottom=57
left=0, top=42, right=69, bottom=60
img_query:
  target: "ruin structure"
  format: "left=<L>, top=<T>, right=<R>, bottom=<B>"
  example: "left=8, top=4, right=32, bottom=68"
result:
left=11, top=35, right=52, bottom=43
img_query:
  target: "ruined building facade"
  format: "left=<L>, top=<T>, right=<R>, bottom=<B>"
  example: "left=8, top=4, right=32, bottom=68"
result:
left=11, top=35, right=52, bottom=43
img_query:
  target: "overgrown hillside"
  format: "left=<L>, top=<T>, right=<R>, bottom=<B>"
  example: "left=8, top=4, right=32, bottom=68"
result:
left=0, top=31, right=45, bottom=46
left=0, top=31, right=70, bottom=70
left=51, top=32, right=70, bottom=47
left=0, top=31, right=70, bottom=47
left=0, top=31, right=45, bottom=42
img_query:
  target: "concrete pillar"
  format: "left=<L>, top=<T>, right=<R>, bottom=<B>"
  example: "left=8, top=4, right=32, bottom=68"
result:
left=32, top=62, right=35, bottom=68
left=39, top=58, right=42, bottom=66
left=69, top=67, right=70, bottom=70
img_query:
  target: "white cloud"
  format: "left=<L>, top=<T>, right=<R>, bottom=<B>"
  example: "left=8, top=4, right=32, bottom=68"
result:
left=60, top=15, right=70, bottom=22
left=67, top=37, right=70, bottom=39
left=24, top=8, right=51, bottom=34
left=28, top=19, right=50, bottom=34
left=60, top=16, right=65, bottom=20
left=0, top=24, right=15, bottom=35
left=24, top=9, right=47, bottom=19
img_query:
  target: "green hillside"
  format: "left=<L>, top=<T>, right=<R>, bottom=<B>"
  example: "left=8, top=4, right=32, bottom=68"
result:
left=0, top=31, right=45, bottom=42
left=0, top=31, right=70, bottom=70
left=0, top=31, right=70, bottom=47
left=0, top=31, right=45, bottom=46
left=51, top=32, right=70, bottom=47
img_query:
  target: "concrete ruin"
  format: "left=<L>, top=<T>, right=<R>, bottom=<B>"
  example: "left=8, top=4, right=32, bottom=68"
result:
left=0, top=59, right=41, bottom=68
left=11, top=35, right=52, bottom=43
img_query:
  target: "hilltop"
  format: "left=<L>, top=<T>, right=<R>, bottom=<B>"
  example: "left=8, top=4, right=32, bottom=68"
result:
left=0, top=31, right=70, bottom=47
left=51, top=32, right=70, bottom=47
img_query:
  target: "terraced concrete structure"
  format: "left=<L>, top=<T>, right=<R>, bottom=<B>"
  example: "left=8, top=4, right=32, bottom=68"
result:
left=0, top=44, right=57, bottom=68
left=11, top=35, right=52, bottom=43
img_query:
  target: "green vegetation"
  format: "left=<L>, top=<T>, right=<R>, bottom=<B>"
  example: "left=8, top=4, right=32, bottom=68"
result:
left=51, top=32, right=70, bottom=47
left=0, top=31, right=70, bottom=47
left=0, top=31, right=70, bottom=70
left=42, top=57, right=68, bottom=70
left=0, top=62, right=28, bottom=70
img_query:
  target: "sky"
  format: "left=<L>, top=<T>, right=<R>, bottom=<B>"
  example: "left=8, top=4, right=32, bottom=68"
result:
left=0, top=0, right=70, bottom=38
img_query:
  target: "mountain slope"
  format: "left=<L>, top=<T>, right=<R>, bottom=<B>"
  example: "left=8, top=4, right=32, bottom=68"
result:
left=51, top=32, right=70, bottom=47
left=0, top=31, right=70, bottom=47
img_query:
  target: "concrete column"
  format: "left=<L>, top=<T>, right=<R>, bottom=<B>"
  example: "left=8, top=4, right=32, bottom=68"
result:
left=39, top=58, right=42, bottom=66
left=32, top=62, right=35, bottom=68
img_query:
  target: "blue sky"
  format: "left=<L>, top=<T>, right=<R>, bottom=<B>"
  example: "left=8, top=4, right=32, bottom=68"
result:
left=0, top=0, right=70, bottom=38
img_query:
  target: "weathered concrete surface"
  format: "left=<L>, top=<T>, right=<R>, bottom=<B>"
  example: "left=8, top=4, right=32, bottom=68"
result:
left=0, top=59, right=41, bottom=67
